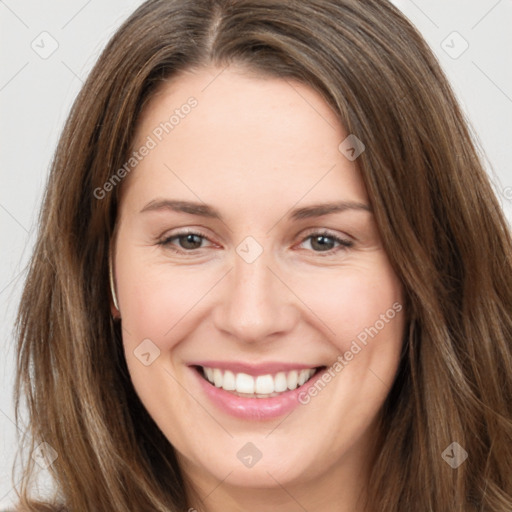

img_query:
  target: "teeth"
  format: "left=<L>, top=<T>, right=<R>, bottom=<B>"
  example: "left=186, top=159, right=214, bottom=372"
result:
left=223, top=370, right=236, bottom=391
left=255, top=374, right=274, bottom=394
left=298, top=370, right=309, bottom=386
left=287, top=370, right=299, bottom=390
left=204, top=367, right=214, bottom=382
left=201, top=367, right=318, bottom=396
left=274, top=372, right=288, bottom=393
left=236, top=373, right=255, bottom=394
left=213, top=368, right=223, bottom=388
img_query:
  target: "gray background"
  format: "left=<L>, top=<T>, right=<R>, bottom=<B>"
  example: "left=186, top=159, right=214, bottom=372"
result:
left=1, top=0, right=511, bottom=506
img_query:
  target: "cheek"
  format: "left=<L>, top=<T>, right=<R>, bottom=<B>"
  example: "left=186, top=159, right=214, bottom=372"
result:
left=116, top=247, right=219, bottom=351
left=291, top=263, right=404, bottom=351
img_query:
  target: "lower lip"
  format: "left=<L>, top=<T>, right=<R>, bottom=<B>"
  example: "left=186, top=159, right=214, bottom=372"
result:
left=191, top=366, right=326, bottom=420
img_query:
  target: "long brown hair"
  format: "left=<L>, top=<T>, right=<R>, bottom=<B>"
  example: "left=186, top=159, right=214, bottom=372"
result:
left=12, top=0, right=512, bottom=510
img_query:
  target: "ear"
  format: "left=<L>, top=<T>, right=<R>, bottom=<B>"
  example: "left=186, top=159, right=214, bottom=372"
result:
left=109, top=252, right=120, bottom=318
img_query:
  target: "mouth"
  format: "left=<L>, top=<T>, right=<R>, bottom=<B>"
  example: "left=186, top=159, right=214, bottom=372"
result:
left=192, top=365, right=326, bottom=399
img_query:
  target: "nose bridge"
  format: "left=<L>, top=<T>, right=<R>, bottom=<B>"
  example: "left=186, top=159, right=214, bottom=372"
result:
left=213, top=243, right=295, bottom=342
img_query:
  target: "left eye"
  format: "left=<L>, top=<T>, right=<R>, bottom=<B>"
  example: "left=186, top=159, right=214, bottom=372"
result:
left=298, top=232, right=353, bottom=253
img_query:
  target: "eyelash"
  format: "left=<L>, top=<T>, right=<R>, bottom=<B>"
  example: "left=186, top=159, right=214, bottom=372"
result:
left=156, top=229, right=353, bottom=256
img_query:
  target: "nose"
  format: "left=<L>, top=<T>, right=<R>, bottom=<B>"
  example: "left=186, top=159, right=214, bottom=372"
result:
left=212, top=246, right=299, bottom=344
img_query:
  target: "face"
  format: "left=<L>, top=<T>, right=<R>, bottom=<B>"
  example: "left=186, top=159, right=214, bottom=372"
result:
left=113, top=65, right=405, bottom=505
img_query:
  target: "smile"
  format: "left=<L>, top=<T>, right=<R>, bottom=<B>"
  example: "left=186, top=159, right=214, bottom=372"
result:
left=199, top=366, right=320, bottom=398
left=190, top=363, right=327, bottom=420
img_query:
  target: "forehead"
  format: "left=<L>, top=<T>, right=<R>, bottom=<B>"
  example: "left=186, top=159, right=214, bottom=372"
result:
left=123, top=65, right=368, bottom=210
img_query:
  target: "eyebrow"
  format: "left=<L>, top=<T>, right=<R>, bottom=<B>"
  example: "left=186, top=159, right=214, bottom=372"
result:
left=290, top=201, right=372, bottom=220
left=139, top=199, right=372, bottom=221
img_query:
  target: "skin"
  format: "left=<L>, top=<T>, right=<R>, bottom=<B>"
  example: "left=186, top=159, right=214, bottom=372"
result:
left=112, top=65, right=405, bottom=512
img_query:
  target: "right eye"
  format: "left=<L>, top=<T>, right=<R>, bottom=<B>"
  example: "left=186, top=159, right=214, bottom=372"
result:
left=157, top=230, right=214, bottom=253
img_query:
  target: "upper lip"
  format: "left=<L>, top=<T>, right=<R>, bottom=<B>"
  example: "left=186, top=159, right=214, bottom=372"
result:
left=189, top=361, right=324, bottom=376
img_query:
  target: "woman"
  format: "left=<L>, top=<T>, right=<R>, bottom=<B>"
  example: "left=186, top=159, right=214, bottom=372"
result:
left=12, top=0, right=512, bottom=510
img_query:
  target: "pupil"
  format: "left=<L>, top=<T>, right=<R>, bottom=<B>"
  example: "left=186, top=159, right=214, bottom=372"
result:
left=312, top=235, right=333, bottom=251
left=181, top=234, right=201, bottom=249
